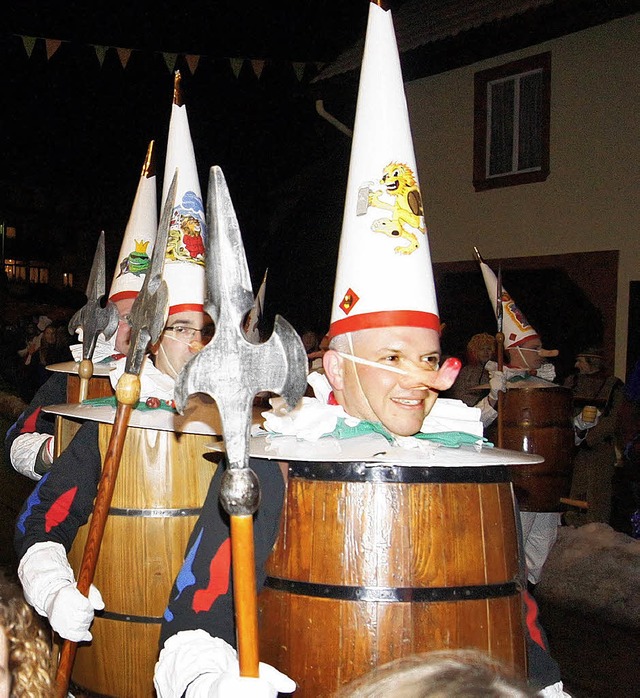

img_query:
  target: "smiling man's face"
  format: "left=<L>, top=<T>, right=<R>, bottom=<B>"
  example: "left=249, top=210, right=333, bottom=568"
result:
left=324, top=326, right=442, bottom=437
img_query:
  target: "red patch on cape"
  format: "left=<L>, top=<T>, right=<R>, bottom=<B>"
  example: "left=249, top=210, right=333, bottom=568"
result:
left=192, top=538, right=231, bottom=613
left=524, top=590, right=546, bottom=649
left=21, top=407, right=42, bottom=434
left=45, top=487, right=78, bottom=533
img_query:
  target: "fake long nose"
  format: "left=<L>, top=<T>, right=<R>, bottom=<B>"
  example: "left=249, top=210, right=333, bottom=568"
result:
left=397, top=357, right=462, bottom=392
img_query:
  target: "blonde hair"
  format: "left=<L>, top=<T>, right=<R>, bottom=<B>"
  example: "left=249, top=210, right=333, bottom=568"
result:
left=335, top=649, right=535, bottom=698
left=466, top=333, right=496, bottom=365
left=0, top=576, right=54, bottom=698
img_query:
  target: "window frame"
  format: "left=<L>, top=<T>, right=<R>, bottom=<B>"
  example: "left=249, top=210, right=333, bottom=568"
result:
left=473, top=52, right=551, bottom=191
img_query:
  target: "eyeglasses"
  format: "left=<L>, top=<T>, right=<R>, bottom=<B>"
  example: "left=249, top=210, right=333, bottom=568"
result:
left=164, top=325, right=215, bottom=341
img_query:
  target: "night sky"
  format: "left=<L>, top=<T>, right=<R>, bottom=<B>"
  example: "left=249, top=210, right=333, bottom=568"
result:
left=2, top=1, right=404, bottom=334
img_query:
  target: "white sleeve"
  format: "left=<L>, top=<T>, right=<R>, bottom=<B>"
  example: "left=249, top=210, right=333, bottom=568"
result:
left=475, top=396, right=498, bottom=429
left=10, top=432, right=53, bottom=480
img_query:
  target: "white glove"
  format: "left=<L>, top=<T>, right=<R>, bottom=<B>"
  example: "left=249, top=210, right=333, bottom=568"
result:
left=18, top=541, right=104, bottom=642
left=538, top=680, right=572, bottom=697
left=574, top=410, right=601, bottom=432
left=154, top=630, right=296, bottom=698
left=573, top=409, right=601, bottom=444
left=10, top=432, right=54, bottom=480
left=534, top=363, right=556, bottom=382
left=488, top=370, right=507, bottom=401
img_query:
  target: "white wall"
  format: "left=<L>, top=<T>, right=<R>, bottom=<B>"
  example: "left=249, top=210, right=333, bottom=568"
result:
left=406, top=13, right=639, bottom=376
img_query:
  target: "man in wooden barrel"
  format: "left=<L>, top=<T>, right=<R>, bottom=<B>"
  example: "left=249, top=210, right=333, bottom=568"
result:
left=154, top=4, right=568, bottom=698
left=473, top=257, right=568, bottom=592
left=5, top=139, right=158, bottom=482
left=12, top=75, right=240, bottom=698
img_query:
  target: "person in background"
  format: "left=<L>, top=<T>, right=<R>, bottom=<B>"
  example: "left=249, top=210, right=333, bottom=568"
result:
left=563, top=347, right=625, bottom=526
left=307, top=332, right=330, bottom=374
left=334, top=648, right=537, bottom=698
left=5, top=139, right=158, bottom=483
left=446, top=332, right=496, bottom=406
left=475, top=256, right=563, bottom=591
left=5, top=297, right=135, bottom=482
left=0, top=573, right=53, bottom=698
left=25, top=322, right=73, bottom=395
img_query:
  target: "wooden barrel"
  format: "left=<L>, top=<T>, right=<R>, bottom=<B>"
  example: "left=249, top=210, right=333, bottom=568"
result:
left=65, top=371, right=114, bottom=403
left=65, top=422, right=218, bottom=698
left=499, top=386, right=574, bottom=512
left=258, top=461, right=527, bottom=697
left=54, top=372, right=115, bottom=456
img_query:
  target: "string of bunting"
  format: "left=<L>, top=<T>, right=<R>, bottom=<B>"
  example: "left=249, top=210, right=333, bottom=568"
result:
left=15, top=33, right=323, bottom=81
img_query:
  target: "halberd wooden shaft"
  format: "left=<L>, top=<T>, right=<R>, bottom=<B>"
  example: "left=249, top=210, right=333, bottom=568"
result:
left=77, top=358, right=94, bottom=403
left=496, top=331, right=505, bottom=448
left=54, top=374, right=139, bottom=698
left=230, top=515, right=260, bottom=677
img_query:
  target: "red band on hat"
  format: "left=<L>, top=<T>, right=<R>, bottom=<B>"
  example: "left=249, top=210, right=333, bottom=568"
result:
left=329, top=310, right=440, bottom=338
left=506, top=333, right=541, bottom=349
left=109, top=290, right=138, bottom=303
left=169, top=303, right=205, bottom=315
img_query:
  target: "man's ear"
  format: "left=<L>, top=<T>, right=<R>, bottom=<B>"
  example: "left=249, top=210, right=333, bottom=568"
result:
left=323, top=350, right=345, bottom=391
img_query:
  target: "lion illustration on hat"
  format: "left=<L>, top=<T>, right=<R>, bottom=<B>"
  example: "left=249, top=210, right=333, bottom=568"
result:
left=366, top=162, right=425, bottom=255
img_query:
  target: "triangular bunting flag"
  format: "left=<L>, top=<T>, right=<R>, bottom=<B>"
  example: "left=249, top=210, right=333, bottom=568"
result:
left=45, top=38, right=62, bottom=60
left=116, top=47, right=132, bottom=68
left=292, top=62, right=306, bottom=82
left=94, top=45, right=108, bottom=67
left=21, top=36, right=36, bottom=58
left=185, top=54, right=200, bottom=75
left=251, top=59, right=265, bottom=79
left=230, top=57, right=243, bottom=79
left=163, top=52, right=179, bottom=73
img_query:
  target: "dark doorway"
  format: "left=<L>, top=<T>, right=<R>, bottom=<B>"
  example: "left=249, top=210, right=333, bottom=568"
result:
left=434, top=250, right=618, bottom=384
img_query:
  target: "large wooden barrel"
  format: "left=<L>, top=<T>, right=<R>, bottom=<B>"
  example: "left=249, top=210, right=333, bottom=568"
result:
left=499, top=385, right=574, bottom=512
left=259, top=460, right=527, bottom=697
left=54, top=370, right=115, bottom=455
left=66, top=423, right=218, bottom=698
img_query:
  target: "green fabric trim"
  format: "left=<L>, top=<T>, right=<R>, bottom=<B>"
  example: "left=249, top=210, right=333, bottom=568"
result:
left=327, top=418, right=490, bottom=449
left=416, top=431, right=493, bottom=448
left=507, top=374, right=529, bottom=383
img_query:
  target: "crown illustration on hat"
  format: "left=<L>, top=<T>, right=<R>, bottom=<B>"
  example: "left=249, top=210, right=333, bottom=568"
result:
left=328, top=2, right=439, bottom=338
left=109, top=140, right=158, bottom=304
left=161, top=71, right=207, bottom=315
left=475, top=250, right=539, bottom=349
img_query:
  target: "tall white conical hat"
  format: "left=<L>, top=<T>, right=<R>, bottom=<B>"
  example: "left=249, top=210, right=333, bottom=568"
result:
left=477, top=254, right=539, bottom=349
left=161, top=71, right=206, bottom=315
left=329, top=1, right=439, bottom=337
left=108, top=140, right=157, bottom=304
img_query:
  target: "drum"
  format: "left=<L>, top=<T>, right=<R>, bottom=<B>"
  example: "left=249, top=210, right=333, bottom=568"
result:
left=498, top=385, right=574, bottom=512
left=64, top=422, right=218, bottom=697
left=258, top=459, right=527, bottom=697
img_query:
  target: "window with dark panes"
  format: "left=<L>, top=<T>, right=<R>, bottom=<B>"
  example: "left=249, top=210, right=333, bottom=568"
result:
left=474, top=53, right=550, bottom=191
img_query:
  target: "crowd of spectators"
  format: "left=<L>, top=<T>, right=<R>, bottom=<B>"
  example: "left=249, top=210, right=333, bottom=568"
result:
left=0, top=313, right=73, bottom=403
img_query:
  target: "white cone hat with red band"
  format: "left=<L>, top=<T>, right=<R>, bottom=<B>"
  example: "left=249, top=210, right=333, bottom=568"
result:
left=478, top=255, right=539, bottom=349
left=329, top=1, right=439, bottom=338
left=109, top=140, right=158, bottom=304
left=161, top=71, right=207, bottom=315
